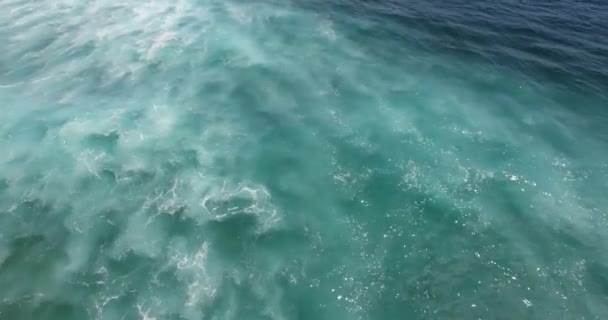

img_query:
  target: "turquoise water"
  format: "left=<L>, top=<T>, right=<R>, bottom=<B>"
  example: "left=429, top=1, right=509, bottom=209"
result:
left=1, top=0, right=608, bottom=319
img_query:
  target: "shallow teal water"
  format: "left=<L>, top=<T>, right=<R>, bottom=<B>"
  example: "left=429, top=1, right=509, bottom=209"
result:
left=1, top=0, right=608, bottom=319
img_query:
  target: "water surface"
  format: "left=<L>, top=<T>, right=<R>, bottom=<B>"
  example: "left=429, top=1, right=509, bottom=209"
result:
left=1, top=0, right=608, bottom=319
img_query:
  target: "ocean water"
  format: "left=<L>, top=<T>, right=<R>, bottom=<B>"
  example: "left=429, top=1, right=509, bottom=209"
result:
left=1, top=0, right=608, bottom=318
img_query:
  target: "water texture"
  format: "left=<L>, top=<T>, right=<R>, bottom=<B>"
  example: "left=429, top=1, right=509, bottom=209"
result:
left=1, top=0, right=608, bottom=319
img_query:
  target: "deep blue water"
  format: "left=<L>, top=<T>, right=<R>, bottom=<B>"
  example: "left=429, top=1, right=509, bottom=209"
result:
left=1, top=0, right=608, bottom=319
